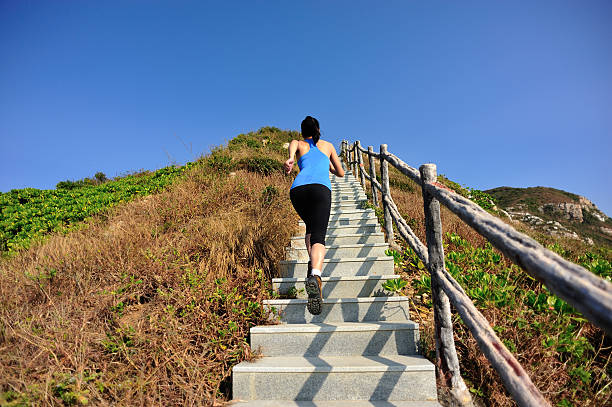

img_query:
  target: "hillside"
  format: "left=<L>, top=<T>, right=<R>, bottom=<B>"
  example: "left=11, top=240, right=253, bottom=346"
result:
left=1, top=129, right=610, bottom=406
left=362, top=160, right=611, bottom=406
left=0, top=127, right=300, bottom=405
left=485, top=186, right=612, bottom=247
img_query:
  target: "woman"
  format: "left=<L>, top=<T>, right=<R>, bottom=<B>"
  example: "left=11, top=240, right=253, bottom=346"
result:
left=284, top=116, right=345, bottom=315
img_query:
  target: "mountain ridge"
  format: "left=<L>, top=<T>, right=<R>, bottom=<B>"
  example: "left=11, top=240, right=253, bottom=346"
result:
left=484, top=185, right=611, bottom=247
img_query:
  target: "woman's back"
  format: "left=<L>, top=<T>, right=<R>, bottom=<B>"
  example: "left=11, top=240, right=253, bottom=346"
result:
left=291, top=138, right=332, bottom=190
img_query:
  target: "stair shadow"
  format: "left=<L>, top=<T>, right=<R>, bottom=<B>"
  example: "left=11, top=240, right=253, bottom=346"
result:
left=292, top=318, right=416, bottom=401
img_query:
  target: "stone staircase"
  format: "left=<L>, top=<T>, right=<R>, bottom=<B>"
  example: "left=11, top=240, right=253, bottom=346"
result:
left=231, top=172, right=440, bottom=406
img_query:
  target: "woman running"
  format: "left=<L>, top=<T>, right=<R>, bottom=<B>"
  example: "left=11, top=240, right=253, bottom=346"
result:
left=284, top=116, right=345, bottom=315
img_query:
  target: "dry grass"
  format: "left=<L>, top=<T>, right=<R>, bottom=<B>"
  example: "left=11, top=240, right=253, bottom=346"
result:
left=0, top=154, right=298, bottom=406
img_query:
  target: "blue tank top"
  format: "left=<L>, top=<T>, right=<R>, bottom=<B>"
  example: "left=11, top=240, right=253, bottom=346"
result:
left=290, top=139, right=332, bottom=191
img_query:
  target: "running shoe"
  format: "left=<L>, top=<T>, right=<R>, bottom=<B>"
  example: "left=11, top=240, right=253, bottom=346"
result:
left=307, top=260, right=312, bottom=278
left=305, top=274, right=323, bottom=315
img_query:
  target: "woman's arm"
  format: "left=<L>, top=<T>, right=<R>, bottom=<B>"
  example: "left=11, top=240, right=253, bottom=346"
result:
left=328, top=145, right=345, bottom=177
left=284, top=140, right=299, bottom=175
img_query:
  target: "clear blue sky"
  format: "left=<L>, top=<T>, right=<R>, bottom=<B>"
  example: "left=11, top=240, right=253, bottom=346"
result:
left=1, top=1, right=611, bottom=214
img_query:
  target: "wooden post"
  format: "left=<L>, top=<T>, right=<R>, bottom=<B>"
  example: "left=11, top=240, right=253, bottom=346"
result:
left=351, top=142, right=357, bottom=175
left=356, top=141, right=366, bottom=190
left=368, top=146, right=378, bottom=207
left=379, top=144, right=395, bottom=247
left=340, top=140, right=347, bottom=172
left=420, top=163, right=473, bottom=407
left=346, top=143, right=353, bottom=175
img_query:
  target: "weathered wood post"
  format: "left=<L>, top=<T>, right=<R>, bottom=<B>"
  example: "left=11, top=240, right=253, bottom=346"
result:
left=356, top=141, right=366, bottom=190
left=346, top=142, right=352, bottom=174
left=420, top=163, right=474, bottom=407
left=351, top=142, right=357, bottom=175
left=368, top=146, right=378, bottom=207
left=340, top=140, right=348, bottom=172
left=379, top=144, right=395, bottom=247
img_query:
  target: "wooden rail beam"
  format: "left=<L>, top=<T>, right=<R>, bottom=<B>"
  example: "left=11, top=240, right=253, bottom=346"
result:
left=424, top=182, right=612, bottom=336
left=356, top=140, right=366, bottom=189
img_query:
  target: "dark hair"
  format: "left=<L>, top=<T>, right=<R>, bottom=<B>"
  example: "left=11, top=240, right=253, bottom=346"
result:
left=301, top=115, right=320, bottom=145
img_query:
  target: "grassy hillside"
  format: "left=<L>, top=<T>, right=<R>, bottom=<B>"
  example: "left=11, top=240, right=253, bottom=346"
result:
left=0, top=127, right=299, bottom=405
left=360, top=159, right=611, bottom=407
left=485, top=186, right=580, bottom=208
left=485, top=186, right=612, bottom=247
left=0, top=165, right=195, bottom=254
left=2, top=129, right=610, bottom=406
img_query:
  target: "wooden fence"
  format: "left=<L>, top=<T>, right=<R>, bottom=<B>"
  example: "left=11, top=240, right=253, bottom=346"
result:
left=341, top=140, right=612, bottom=407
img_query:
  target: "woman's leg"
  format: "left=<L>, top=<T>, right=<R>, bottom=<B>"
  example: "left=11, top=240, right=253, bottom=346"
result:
left=310, top=242, right=325, bottom=271
left=307, top=185, right=331, bottom=276
left=305, top=234, right=311, bottom=257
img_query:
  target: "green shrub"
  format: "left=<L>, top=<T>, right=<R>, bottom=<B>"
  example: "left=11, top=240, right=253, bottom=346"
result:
left=204, top=148, right=235, bottom=173
left=238, top=157, right=283, bottom=176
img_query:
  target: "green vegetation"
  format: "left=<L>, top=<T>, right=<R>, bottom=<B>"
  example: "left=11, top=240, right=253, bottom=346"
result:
left=382, top=277, right=408, bottom=293
left=485, top=186, right=612, bottom=247
left=391, top=233, right=611, bottom=406
left=0, top=164, right=195, bottom=253
left=437, top=174, right=497, bottom=211
left=485, top=186, right=580, bottom=209
left=0, top=126, right=299, bottom=405
left=238, top=157, right=284, bottom=176
left=228, top=126, right=299, bottom=153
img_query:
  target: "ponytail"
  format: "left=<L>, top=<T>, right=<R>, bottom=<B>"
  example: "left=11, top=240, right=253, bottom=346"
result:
left=301, top=115, right=321, bottom=145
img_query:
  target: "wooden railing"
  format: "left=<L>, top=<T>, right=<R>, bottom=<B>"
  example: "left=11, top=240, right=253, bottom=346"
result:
left=341, top=140, right=612, bottom=407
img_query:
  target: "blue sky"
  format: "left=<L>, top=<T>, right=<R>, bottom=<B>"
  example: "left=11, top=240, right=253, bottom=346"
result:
left=1, top=1, right=611, bottom=214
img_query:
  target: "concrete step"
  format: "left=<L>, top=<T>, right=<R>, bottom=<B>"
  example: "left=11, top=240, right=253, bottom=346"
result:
left=330, top=202, right=369, bottom=211
left=280, top=256, right=394, bottom=278
left=330, top=177, right=358, bottom=183
left=331, top=186, right=362, bottom=193
left=328, top=209, right=377, bottom=220
left=250, top=322, right=419, bottom=357
left=299, top=218, right=378, bottom=228
left=328, top=224, right=381, bottom=235
left=331, top=183, right=362, bottom=189
left=329, top=208, right=375, bottom=217
left=264, top=296, right=410, bottom=324
left=296, top=224, right=380, bottom=237
left=285, top=242, right=389, bottom=260
left=331, top=192, right=363, bottom=199
left=291, top=233, right=386, bottom=247
left=331, top=192, right=368, bottom=204
left=332, top=183, right=364, bottom=193
left=231, top=401, right=441, bottom=406
left=232, top=354, right=437, bottom=401
left=273, top=274, right=398, bottom=298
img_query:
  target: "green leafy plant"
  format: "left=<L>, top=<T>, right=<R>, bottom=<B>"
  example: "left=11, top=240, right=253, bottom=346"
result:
left=382, top=277, right=408, bottom=293
left=385, top=248, right=404, bottom=267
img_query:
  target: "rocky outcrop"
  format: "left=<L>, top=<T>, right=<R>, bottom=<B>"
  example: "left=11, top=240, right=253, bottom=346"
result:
left=487, top=186, right=610, bottom=246
left=507, top=204, right=580, bottom=241
left=536, top=197, right=609, bottom=224
left=579, top=196, right=609, bottom=222
left=538, top=202, right=584, bottom=222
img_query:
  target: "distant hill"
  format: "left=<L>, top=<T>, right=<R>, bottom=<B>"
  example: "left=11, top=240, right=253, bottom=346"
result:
left=485, top=186, right=612, bottom=247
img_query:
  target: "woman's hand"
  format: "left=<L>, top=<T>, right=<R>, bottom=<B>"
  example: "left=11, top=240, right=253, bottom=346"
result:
left=284, top=157, right=295, bottom=175
left=285, top=140, right=299, bottom=175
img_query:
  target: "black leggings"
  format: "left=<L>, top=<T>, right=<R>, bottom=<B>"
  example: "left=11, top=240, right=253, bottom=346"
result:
left=290, top=184, right=331, bottom=246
